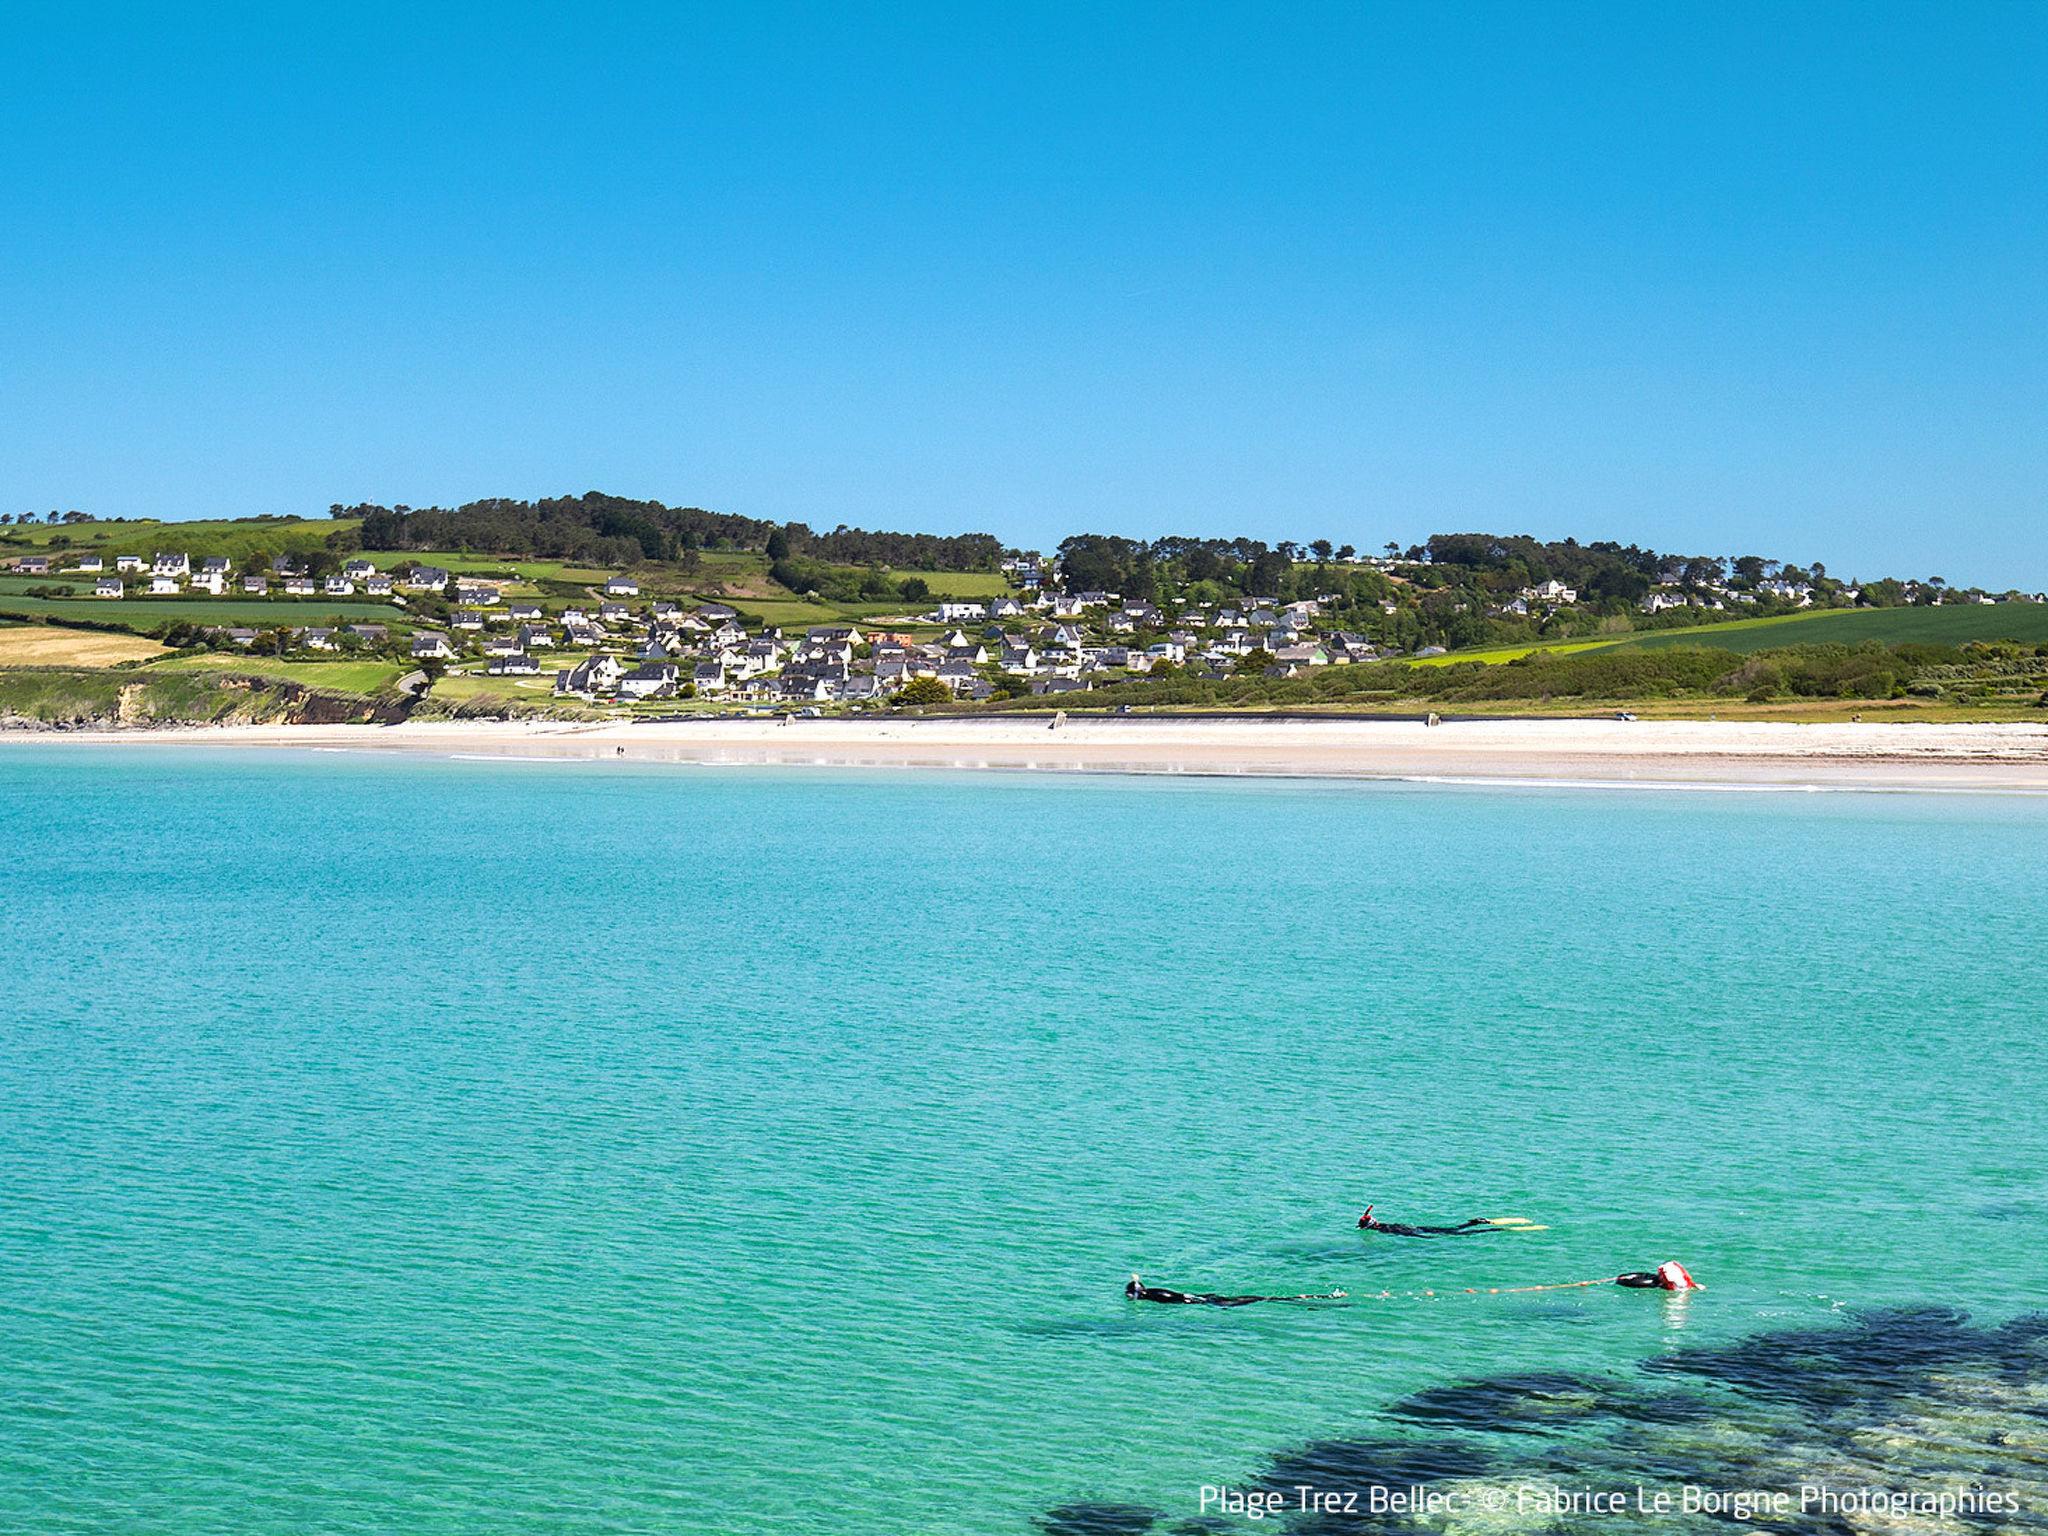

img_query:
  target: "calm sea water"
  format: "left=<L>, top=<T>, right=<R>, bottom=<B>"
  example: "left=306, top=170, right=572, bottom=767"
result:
left=3, top=748, right=2045, bottom=1535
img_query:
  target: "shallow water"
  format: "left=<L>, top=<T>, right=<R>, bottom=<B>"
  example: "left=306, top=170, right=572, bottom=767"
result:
left=2, top=750, right=2044, bottom=1533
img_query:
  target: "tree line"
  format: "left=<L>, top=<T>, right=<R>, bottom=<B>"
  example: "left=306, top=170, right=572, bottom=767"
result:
left=331, top=492, right=1003, bottom=571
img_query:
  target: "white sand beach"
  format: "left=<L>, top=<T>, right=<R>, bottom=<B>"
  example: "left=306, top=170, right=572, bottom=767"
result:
left=9, top=715, right=2048, bottom=792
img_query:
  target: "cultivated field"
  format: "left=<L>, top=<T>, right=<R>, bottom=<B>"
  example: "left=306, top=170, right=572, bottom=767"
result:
left=1426, top=603, right=2048, bottom=666
left=1609, top=603, right=2048, bottom=653
left=0, top=625, right=169, bottom=667
left=0, top=596, right=411, bottom=632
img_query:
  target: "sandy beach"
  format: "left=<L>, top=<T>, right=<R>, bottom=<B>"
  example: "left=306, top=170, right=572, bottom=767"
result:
left=8, top=715, right=2048, bottom=791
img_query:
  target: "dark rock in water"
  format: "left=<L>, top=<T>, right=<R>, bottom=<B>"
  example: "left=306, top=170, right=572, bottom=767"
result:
left=1032, top=1305, right=2048, bottom=1536
left=1646, top=1305, right=1991, bottom=1412
left=1388, top=1370, right=1613, bottom=1431
left=1988, top=1309, right=2048, bottom=1368
left=1255, top=1433, right=1494, bottom=1499
left=1036, top=1501, right=1162, bottom=1536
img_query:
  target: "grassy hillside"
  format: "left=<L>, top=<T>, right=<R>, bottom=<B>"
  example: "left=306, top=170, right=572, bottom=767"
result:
left=355, top=550, right=617, bottom=583
left=142, top=654, right=410, bottom=693
left=0, top=517, right=359, bottom=562
left=1607, top=603, right=2048, bottom=654
left=0, top=666, right=402, bottom=727
left=1425, top=603, right=2048, bottom=665
left=0, top=595, right=410, bottom=632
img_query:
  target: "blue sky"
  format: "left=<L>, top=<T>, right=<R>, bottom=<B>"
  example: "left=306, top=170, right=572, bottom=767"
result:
left=3, top=3, right=2043, bottom=585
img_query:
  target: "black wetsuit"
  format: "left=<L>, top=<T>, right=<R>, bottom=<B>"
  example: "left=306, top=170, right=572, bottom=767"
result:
left=1125, top=1281, right=1341, bottom=1307
left=1360, top=1217, right=1498, bottom=1238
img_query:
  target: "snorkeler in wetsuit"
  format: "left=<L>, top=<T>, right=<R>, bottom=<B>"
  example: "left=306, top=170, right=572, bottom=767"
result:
left=1125, top=1275, right=1346, bottom=1306
left=1357, top=1204, right=1502, bottom=1238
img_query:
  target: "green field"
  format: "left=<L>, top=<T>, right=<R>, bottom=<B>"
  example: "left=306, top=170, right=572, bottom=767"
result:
left=0, top=517, right=359, bottom=562
left=144, top=654, right=409, bottom=692
left=841, top=567, right=1009, bottom=598
left=1424, top=603, right=2048, bottom=666
left=732, top=597, right=921, bottom=628
left=1411, top=637, right=1619, bottom=666
left=1607, top=603, right=2048, bottom=654
left=0, top=595, right=411, bottom=631
left=354, top=550, right=617, bottom=583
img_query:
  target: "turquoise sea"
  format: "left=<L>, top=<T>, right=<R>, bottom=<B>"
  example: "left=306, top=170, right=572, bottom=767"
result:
left=4, top=748, right=2046, bottom=1535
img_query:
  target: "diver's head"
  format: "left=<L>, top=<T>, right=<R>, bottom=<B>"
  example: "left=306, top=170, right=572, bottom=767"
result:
left=1358, top=1206, right=1375, bottom=1229
left=1126, top=1274, right=1142, bottom=1297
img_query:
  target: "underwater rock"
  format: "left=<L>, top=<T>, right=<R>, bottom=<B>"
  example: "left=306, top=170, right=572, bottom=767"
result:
left=1037, top=1501, right=1164, bottom=1536
left=1387, top=1372, right=1612, bottom=1433
left=1034, top=1306, right=2048, bottom=1536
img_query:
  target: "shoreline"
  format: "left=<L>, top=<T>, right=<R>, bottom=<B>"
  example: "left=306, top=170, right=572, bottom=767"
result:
left=7, top=716, right=2048, bottom=792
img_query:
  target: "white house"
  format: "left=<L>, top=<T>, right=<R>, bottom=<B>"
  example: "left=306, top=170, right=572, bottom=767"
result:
left=554, top=654, right=624, bottom=696
left=410, top=632, right=454, bottom=660
left=95, top=577, right=124, bottom=599
left=324, top=576, right=355, bottom=596
left=1522, top=579, right=1578, bottom=605
left=1759, top=579, right=1814, bottom=606
left=74, top=555, right=103, bottom=573
left=604, top=576, right=639, bottom=597
left=284, top=577, right=316, bottom=596
left=116, top=554, right=145, bottom=572
left=149, top=575, right=180, bottom=594
left=242, top=575, right=270, bottom=594
left=189, top=569, right=227, bottom=595
left=152, top=552, right=190, bottom=578
left=617, top=661, right=679, bottom=698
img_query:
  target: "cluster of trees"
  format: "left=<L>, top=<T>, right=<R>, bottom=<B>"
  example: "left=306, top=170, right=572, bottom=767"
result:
left=332, top=493, right=1002, bottom=572
left=1, top=510, right=94, bottom=525
left=1054, top=534, right=1331, bottom=603
left=765, top=551, right=932, bottom=605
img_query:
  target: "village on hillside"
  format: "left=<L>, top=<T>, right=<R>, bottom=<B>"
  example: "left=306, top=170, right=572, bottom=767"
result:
left=6, top=515, right=2045, bottom=714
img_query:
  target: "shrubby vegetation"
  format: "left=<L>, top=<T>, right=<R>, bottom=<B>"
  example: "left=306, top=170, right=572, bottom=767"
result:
left=990, top=641, right=2048, bottom=712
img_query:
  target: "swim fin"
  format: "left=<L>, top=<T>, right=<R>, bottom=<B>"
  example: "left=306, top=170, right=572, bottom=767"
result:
left=1480, top=1217, right=1548, bottom=1230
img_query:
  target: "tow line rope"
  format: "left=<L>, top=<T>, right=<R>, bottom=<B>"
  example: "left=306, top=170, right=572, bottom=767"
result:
left=1339, top=1275, right=1627, bottom=1302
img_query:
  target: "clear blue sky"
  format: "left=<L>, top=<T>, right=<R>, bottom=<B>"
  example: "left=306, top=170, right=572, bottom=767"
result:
left=3, top=3, right=2044, bottom=586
